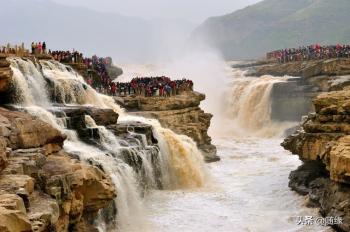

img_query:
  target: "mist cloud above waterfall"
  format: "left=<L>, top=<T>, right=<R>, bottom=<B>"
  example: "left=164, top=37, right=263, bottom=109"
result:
left=52, top=0, right=263, bottom=23
left=1, top=0, right=262, bottom=63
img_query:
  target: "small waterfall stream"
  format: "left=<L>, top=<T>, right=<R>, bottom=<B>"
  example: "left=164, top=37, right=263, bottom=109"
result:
left=7, top=57, right=207, bottom=231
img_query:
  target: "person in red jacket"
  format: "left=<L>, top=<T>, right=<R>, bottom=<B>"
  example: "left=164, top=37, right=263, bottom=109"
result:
left=38, top=42, right=42, bottom=54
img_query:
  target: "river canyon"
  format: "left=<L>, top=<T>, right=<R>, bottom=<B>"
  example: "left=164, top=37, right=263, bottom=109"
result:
left=0, top=54, right=338, bottom=232
left=119, top=63, right=332, bottom=232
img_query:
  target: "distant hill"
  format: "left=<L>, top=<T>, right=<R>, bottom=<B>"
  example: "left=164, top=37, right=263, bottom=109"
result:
left=0, top=0, right=195, bottom=63
left=192, top=0, right=350, bottom=60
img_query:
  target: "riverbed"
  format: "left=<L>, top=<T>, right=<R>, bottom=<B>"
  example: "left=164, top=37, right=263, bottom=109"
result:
left=145, top=138, right=331, bottom=232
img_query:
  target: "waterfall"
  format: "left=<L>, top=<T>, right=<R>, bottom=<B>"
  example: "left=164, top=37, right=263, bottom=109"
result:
left=10, top=57, right=50, bottom=106
left=120, top=115, right=207, bottom=189
left=223, top=70, right=295, bottom=138
left=8, top=57, right=207, bottom=231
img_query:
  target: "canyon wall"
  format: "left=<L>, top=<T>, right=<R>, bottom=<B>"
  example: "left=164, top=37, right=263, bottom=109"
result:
left=65, top=58, right=218, bottom=163
left=0, top=55, right=13, bottom=104
left=0, top=55, right=212, bottom=231
left=234, top=58, right=350, bottom=231
left=115, top=92, right=219, bottom=162
left=0, top=107, right=116, bottom=232
left=282, top=90, right=350, bottom=231
left=234, top=58, right=350, bottom=122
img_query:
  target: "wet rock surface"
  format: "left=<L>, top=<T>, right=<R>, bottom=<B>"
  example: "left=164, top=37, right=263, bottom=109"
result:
left=283, top=90, right=350, bottom=231
left=0, top=107, right=116, bottom=231
left=239, top=58, right=350, bottom=123
left=0, top=55, right=13, bottom=104
left=249, top=59, right=350, bottom=79
left=115, top=91, right=219, bottom=162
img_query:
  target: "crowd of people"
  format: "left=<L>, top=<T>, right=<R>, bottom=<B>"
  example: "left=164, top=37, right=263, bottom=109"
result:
left=0, top=41, right=194, bottom=97
left=50, top=50, right=84, bottom=63
left=85, top=56, right=113, bottom=93
left=267, top=44, right=350, bottom=63
left=31, top=42, right=47, bottom=54
left=108, top=77, right=194, bottom=97
left=0, top=43, right=28, bottom=55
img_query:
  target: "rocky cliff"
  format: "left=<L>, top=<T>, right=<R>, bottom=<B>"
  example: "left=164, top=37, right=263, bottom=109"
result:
left=251, top=58, right=350, bottom=79
left=282, top=90, right=350, bottom=231
left=0, top=55, right=213, bottom=231
left=0, top=55, right=13, bottom=104
left=235, top=58, right=350, bottom=230
left=234, top=58, right=350, bottom=122
left=0, top=107, right=116, bottom=232
left=115, top=91, right=219, bottom=162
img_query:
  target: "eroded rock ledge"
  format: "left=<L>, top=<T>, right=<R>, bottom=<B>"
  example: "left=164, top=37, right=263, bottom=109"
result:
left=115, top=91, right=219, bottom=162
left=282, top=90, right=350, bottom=231
left=242, top=58, right=350, bottom=79
left=0, top=55, right=13, bottom=103
left=0, top=107, right=116, bottom=232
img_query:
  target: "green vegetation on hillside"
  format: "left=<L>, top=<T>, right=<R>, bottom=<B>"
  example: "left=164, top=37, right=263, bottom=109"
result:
left=193, top=0, right=350, bottom=60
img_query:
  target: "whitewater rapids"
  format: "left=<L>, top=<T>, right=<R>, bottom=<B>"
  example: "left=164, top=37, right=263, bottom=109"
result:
left=145, top=138, right=330, bottom=232
left=8, top=57, right=207, bottom=231
left=118, top=63, right=332, bottom=232
left=8, top=56, right=333, bottom=231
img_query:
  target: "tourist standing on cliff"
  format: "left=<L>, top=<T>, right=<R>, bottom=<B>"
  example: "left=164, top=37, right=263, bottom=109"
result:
left=38, top=42, right=42, bottom=54
left=42, top=42, right=46, bottom=54
left=31, top=42, right=35, bottom=54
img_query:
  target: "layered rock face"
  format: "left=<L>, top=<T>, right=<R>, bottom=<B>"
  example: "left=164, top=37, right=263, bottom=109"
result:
left=0, top=55, right=13, bottom=104
left=234, top=58, right=350, bottom=122
left=282, top=90, right=350, bottom=231
left=270, top=79, right=317, bottom=122
left=249, top=58, right=350, bottom=79
left=115, top=91, right=219, bottom=162
left=0, top=107, right=116, bottom=232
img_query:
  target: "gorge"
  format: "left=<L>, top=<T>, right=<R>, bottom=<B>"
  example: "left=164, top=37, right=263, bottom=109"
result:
left=0, top=52, right=347, bottom=232
left=0, top=55, right=210, bottom=231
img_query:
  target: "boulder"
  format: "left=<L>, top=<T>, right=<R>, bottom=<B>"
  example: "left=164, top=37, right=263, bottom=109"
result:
left=0, top=194, right=32, bottom=232
left=61, top=106, right=119, bottom=126
left=0, top=108, right=66, bottom=149
left=0, top=206, right=32, bottom=232
left=0, top=107, right=116, bottom=231
left=0, top=175, right=35, bottom=196
left=0, top=137, right=8, bottom=172
left=41, top=153, right=116, bottom=214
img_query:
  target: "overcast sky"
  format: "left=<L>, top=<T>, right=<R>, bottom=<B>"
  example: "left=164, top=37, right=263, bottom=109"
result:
left=52, top=0, right=263, bottom=23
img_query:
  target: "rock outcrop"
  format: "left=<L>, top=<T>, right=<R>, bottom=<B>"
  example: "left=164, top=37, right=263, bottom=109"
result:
left=0, top=55, right=13, bottom=104
left=0, top=107, right=116, bottom=231
left=250, top=58, right=350, bottom=79
left=282, top=90, right=350, bottom=231
left=234, top=58, right=350, bottom=122
left=115, top=91, right=219, bottom=162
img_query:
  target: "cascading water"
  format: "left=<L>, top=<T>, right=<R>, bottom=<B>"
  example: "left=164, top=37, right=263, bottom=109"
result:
left=7, top=57, right=207, bottom=231
left=115, top=63, right=328, bottom=232
left=222, top=69, right=296, bottom=137
left=120, top=115, right=207, bottom=189
left=10, top=57, right=50, bottom=106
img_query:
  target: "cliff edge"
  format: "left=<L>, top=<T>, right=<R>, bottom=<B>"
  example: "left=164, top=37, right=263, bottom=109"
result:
left=0, top=107, right=116, bottom=231
left=282, top=90, right=350, bottom=231
left=115, top=91, right=219, bottom=162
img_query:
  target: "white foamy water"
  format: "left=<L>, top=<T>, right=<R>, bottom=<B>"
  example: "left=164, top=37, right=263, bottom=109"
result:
left=145, top=138, right=331, bottom=232
left=7, top=57, right=334, bottom=232
left=219, top=69, right=297, bottom=138
left=8, top=57, right=208, bottom=231
left=119, top=62, right=332, bottom=232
